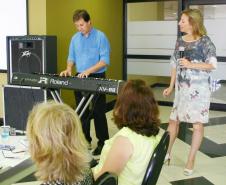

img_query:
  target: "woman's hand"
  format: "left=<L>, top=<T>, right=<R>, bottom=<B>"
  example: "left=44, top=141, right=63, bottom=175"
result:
left=163, top=86, right=173, bottom=97
left=179, top=58, right=192, bottom=69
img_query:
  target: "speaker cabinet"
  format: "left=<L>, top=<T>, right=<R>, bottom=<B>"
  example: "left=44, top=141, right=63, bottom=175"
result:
left=3, top=85, right=46, bottom=131
left=7, top=35, right=57, bottom=84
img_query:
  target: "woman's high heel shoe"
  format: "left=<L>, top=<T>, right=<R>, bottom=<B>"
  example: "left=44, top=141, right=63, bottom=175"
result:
left=164, top=153, right=171, bottom=165
left=183, top=168, right=193, bottom=176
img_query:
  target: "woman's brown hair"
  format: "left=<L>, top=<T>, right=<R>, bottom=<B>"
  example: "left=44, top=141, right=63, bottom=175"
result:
left=182, top=9, right=207, bottom=38
left=113, top=79, right=160, bottom=137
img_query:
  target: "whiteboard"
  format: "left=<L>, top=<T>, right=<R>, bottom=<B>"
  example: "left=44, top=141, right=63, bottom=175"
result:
left=0, top=0, right=27, bottom=70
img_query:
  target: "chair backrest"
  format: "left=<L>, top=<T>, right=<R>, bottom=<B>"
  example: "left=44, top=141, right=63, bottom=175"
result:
left=93, top=172, right=118, bottom=185
left=141, top=131, right=170, bottom=185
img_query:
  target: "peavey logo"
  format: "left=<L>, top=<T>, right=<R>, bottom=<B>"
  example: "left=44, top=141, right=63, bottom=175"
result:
left=21, top=50, right=31, bottom=57
left=50, top=78, right=69, bottom=86
left=38, top=77, right=48, bottom=84
left=98, top=86, right=116, bottom=93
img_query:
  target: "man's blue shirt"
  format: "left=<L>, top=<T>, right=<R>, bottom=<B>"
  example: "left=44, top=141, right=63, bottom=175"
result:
left=67, top=28, right=110, bottom=73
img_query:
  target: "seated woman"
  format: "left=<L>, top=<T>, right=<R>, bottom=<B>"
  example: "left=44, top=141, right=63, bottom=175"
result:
left=92, top=79, right=161, bottom=185
left=26, top=101, right=93, bottom=185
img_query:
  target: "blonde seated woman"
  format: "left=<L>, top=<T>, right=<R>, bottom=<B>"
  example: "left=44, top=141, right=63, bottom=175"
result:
left=92, top=79, right=161, bottom=185
left=26, top=101, right=93, bottom=185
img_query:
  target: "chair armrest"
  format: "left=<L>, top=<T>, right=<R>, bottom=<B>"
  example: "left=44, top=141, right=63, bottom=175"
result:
left=93, top=172, right=118, bottom=185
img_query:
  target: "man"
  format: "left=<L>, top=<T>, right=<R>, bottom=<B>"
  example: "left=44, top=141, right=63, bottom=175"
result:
left=60, top=9, right=110, bottom=155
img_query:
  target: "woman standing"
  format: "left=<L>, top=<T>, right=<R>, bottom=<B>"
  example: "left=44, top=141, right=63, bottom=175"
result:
left=163, top=9, right=217, bottom=175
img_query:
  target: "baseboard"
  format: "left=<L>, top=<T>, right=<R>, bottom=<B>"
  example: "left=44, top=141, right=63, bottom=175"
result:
left=151, top=83, right=168, bottom=88
left=0, top=118, right=3, bottom=126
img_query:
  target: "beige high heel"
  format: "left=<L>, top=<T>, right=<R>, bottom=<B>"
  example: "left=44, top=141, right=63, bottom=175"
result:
left=183, top=168, right=194, bottom=176
left=164, top=153, right=171, bottom=165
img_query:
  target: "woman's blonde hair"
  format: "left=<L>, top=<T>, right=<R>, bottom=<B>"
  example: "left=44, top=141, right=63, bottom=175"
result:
left=26, top=101, right=90, bottom=183
left=182, top=9, right=207, bottom=38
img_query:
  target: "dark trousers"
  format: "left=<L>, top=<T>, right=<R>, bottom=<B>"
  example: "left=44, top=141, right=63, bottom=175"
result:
left=74, top=72, right=109, bottom=146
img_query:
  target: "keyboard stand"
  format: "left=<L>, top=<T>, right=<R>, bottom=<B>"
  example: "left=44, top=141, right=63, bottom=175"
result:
left=75, top=94, right=94, bottom=118
left=49, top=88, right=94, bottom=118
left=49, top=89, right=63, bottom=103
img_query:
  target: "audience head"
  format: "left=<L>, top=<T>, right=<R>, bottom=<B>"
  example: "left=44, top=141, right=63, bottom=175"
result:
left=113, top=79, right=160, bottom=137
left=26, top=101, right=90, bottom=183
left=180, top=9, right=206, bottom=38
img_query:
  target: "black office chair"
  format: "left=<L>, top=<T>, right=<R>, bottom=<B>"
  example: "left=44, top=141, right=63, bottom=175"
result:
left=93, top=172, right=118, bottom=185
left=141, top=131, right=170, bottom=185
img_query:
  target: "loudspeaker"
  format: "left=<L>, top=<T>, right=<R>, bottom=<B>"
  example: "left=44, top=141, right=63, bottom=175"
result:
left=7, top=35, right=57, bottom=84
left=3, top=85, right=46, bottom=131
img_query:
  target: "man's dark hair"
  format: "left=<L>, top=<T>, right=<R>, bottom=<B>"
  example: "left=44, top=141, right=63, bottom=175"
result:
left=73, top=9, right=90, bottom=23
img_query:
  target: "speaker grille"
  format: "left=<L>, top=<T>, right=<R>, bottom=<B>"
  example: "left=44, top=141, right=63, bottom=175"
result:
left=13, top=40, right=43, bottom=74
left=18, top=50, right=42, bottom=73
left=7, top=35, right=57, bottom=84
left=3, top=85, right=45, bottom=131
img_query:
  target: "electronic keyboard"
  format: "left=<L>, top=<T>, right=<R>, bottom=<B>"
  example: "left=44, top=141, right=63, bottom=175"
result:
left=11, top=72, right=124, bottom=95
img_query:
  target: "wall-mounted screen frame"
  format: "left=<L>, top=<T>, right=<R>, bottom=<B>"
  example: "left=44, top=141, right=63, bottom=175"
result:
left=0, top=0, right=28, bottom=71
